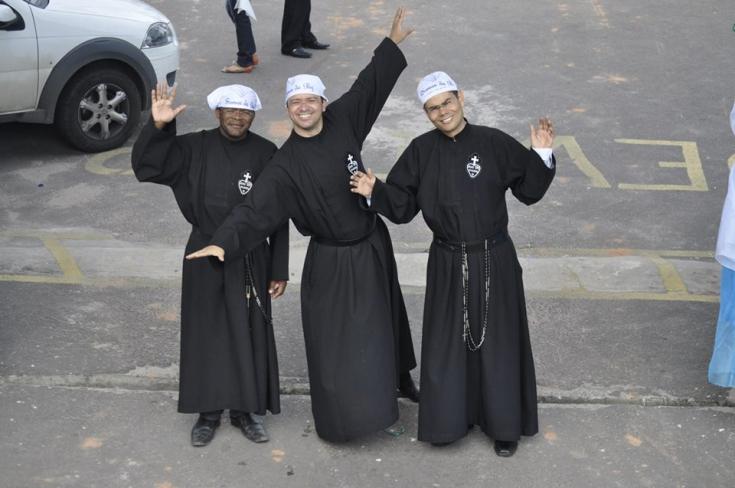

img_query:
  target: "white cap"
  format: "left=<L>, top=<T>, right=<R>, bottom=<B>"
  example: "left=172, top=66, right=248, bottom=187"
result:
left=207, top=84, right=262, bottom=111
left=417, top=71, right=458, bottom=105
left=284, top=74, right=328, bottom=105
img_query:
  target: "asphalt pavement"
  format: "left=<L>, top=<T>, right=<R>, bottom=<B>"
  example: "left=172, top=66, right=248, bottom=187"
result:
left=2, top=0, right=735, bottom=487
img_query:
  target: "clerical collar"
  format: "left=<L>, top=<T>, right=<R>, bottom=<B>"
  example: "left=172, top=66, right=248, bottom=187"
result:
left=219, top=127, right=249, bottom=142
left=442, top=118, right=471, bottom=142
left=289, top=113, right=328, bottom=141
left=290, top=128, right=324, bottom=141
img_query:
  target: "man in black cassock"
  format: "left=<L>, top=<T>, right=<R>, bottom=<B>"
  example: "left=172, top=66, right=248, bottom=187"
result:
left=186, top=8, right=419, bottom=443
left=349, top=72, right=556, bottom=457
left=132, top=83, right=289, bottom=447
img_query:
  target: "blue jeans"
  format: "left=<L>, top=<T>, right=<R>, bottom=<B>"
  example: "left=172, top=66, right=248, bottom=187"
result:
left=226, top=0, right=256, bottom=66
left=709, top=266, right=735, bottom=387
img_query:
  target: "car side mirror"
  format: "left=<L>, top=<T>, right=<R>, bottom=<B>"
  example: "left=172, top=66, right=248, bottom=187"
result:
left=0, top=5, right=22, bottom=30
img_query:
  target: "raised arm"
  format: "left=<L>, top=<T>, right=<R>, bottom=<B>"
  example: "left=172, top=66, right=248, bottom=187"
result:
left=502, top=119, right=556, bottom=205
left=330, top=7, right=413, bottom=143
left=131, top=82, right=190, bottom=185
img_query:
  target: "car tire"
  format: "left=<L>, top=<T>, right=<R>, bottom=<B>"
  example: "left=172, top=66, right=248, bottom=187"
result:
left=56, top=67, right=142, bottom=153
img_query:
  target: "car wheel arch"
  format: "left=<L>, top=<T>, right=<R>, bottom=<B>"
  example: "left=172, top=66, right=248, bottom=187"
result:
left=38, top=37, right=156, bottom=123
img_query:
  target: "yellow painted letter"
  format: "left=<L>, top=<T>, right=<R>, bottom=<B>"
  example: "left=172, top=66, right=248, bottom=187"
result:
left=616, top=139, right=708, bottom=191
left=524, top=135, right=611, bottom=188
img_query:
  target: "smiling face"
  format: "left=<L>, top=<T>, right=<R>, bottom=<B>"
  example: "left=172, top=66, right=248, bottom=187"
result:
left=215, top=107, right=255, bottom=140
left=423, top=90, right=466, bottom=138
left=286, top=94, right=326, bottom=137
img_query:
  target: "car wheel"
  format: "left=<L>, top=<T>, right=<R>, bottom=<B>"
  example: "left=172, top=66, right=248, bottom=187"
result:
left=56, top=67, right=141, bottom=152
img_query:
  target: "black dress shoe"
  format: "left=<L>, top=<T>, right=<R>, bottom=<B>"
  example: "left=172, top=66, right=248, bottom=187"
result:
left=191, top=416, right=220, bottom=447
left=284, top=47, right=312, bottom=58
left=231, top=413, right=269, bottom=443
left=397, top=372, right=420, bottom=403
left=303, top=40, right=330, bottom=50
left=493, top=440, right=518, bottom=457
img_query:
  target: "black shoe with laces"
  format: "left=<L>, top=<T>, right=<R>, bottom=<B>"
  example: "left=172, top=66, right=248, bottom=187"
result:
left=191, top=416, right=220, bottom=447
left=303, top=40, right=330, bottom=50
left=231, top=413, right=269, bottom=443
left=284, top=47, right=312, bottom=58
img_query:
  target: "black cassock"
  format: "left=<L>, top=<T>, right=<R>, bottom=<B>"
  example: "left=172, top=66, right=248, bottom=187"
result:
left=211, top=37, right=417, bottom=442
left=369, top=122, right=555, bottom=443
left=132, top=120, right=289, bottom=415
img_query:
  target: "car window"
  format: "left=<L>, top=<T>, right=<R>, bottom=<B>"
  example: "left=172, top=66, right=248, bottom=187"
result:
left=23, top=0, right=48, bottom=8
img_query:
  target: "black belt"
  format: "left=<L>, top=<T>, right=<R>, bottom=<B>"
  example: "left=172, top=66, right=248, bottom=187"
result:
left=434, top=230, right=508, bottom=253
left=191, top=227, right=213, bottom=240
left=313, top=217, right=377, bottom=247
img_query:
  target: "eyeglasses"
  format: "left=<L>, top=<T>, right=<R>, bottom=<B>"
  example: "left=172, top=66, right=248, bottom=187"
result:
left=425, top=97, right=457, bottom=116
left=220, top=108, right=254, bottom=118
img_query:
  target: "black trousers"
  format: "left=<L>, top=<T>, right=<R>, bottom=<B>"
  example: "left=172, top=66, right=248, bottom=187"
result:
left=226, top=0, right=257, bottom=66
left=281, top=0, right=317, bottom=53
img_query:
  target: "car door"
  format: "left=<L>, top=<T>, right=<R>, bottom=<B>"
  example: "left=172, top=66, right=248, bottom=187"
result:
left=0, top=0, right=38, bottom=113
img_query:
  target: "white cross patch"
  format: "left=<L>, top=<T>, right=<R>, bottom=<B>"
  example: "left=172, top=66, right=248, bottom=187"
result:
left=238, top=171, right=253, bottom=195
left=346, top=153, right=360, bottom=175
left=466, top=153, right=482, bottom=178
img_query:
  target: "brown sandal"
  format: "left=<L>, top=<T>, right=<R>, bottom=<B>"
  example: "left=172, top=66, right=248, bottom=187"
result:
left=221, top=63, right=255, bottom=74
left=222, top=53, right=259, bottom=73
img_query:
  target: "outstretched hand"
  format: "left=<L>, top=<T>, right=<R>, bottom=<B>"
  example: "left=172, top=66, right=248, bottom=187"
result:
left=350, top=169, right=377, bottom=198
left=530, top=117, right=554, bottom=148
left=151, top=82, right=187, bottom=129
left=389, top=7, right=414, bottom=45
left=185, top=245, right=225, bottom=262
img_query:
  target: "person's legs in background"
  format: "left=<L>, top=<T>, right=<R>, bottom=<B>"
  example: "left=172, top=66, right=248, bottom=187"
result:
left=223, top=0, right=259, bottom=73
left=281, top=0, right=329, bottom=58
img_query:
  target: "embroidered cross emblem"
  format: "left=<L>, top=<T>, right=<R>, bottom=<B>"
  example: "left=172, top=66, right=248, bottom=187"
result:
left=466, top=153, right=482, bottom=178
left=346, top=153, right=359, bottom=175
left=238, top=170, right=254, bottom=195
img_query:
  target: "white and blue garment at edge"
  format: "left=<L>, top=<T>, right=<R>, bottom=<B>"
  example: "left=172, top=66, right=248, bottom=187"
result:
left=708, top=105, right=735, bottom=387
left=233, top=0, right=256, bottom=20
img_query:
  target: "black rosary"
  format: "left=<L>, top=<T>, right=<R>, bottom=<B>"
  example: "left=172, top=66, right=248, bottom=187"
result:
left=244, top=253, right=272, bottom=325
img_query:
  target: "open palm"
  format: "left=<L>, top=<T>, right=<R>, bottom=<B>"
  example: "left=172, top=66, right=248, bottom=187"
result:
left=151, top=82, right=186, bottom=126
left=389, top=7, right=414, bottom=45
left=530, top=117, right=554, bottom=148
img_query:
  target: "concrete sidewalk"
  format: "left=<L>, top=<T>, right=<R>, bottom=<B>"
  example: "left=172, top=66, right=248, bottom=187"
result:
left=3, top=386, right=734, bottom=488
